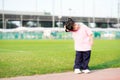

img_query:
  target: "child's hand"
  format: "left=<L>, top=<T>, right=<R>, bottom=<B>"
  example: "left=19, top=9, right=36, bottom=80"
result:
left=64, top=25, right=69, bottom=32
left=65, top=29, right=70, bottom=32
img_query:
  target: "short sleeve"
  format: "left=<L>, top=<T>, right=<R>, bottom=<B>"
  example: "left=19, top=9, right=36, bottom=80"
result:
left=85, top=26, right=93, bottom=36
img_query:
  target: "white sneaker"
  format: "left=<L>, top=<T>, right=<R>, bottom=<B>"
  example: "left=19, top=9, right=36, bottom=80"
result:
left=82, top=69, right=91, bottom=73
left=74, top=69, right=81, bottom=74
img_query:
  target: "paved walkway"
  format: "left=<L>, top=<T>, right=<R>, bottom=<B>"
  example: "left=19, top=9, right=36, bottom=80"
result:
left=0, top=68, right=120, bottom=80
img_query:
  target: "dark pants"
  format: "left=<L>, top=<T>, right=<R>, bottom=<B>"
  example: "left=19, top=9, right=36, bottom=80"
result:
left=74, top=50, right=91, bottom=70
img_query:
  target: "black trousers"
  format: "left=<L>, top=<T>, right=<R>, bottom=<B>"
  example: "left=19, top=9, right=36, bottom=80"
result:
left=74, top=50, right=91, bottom=70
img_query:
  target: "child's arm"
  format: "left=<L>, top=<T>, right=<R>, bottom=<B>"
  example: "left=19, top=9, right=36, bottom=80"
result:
left=89, top=34, right=93, bottom=46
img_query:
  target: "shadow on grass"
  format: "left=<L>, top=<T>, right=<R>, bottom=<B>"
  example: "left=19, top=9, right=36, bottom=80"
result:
left=90, top=58, right=120, bottom=70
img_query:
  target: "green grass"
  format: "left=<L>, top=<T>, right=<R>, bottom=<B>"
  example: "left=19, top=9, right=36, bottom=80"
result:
left=0, top=39, right=120, bottom=78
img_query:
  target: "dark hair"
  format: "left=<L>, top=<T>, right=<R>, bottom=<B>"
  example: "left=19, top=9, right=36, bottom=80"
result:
left=65, top=18, right=75, bottom=31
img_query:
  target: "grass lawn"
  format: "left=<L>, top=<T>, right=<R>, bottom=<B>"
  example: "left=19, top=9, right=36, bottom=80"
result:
left=0, top=39, right=120, bottom=78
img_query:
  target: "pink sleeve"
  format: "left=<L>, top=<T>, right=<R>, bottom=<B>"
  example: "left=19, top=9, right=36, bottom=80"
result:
left=85, top=26, right=93, bottom=36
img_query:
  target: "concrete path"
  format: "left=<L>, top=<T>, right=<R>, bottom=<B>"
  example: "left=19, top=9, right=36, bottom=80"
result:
left=0, top=68, right=120, bottom=80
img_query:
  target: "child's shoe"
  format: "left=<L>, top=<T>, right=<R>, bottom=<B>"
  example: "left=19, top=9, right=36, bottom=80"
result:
left=74, top=69, right=81, bottom=74
left=82, top=69, right=91, bottom=73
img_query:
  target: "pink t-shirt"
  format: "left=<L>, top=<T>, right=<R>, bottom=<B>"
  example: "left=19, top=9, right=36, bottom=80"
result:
left=72, top=23, right=93, bottom=51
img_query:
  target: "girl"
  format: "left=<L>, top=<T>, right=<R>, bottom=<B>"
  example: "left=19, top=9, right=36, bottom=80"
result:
left=64, top=18, right=93, bottom=74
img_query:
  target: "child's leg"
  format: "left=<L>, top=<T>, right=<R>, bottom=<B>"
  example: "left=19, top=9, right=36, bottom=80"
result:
left=82, top=50, right=91, bottom=70
left=74, top=51, right=83, bottom=69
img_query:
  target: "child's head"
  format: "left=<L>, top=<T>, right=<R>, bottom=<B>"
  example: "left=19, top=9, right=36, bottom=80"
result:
left=64, top=18, right=75, bottom=32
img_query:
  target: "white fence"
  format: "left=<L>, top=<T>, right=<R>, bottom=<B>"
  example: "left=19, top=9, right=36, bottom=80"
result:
left=0, top=27, right=120, bottom=39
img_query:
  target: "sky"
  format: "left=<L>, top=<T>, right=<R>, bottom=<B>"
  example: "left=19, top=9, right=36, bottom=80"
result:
left=0, top=0, right=119, bottom=18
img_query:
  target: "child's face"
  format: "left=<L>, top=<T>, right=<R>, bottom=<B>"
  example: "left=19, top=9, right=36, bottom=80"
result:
left=73, top=24, right=79, bottom=31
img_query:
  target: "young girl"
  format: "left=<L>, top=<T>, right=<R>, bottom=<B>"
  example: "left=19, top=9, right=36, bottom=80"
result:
left=64, top=18, right=93, bottom=74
